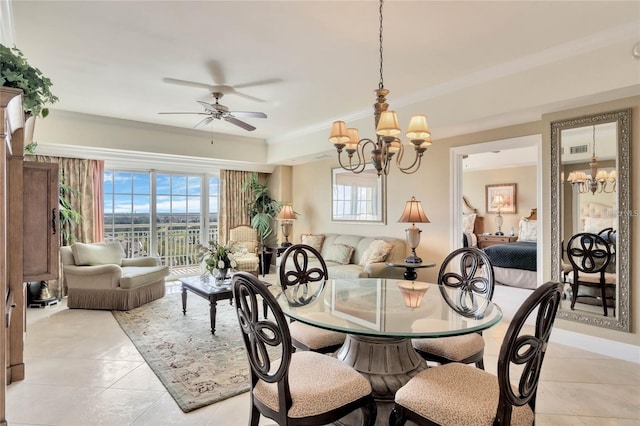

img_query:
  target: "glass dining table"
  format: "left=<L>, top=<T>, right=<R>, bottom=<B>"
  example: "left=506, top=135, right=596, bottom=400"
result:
left=276, top=277, right=503, bottom=403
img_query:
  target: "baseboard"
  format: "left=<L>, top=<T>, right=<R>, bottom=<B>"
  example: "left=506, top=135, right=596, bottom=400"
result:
left=550, top=328, right=640, bottom=364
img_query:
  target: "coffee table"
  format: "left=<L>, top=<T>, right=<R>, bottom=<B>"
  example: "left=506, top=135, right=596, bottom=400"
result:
left=179, top=274, right=232, bottom=335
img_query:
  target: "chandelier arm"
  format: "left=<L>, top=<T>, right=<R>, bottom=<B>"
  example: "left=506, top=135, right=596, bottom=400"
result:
left=397, top=153, right=424, bottom=175
left=336, top=151, right=362, bottom=173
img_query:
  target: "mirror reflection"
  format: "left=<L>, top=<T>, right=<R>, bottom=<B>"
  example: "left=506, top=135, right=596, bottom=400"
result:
left=551, top=109, right=630, bottom=331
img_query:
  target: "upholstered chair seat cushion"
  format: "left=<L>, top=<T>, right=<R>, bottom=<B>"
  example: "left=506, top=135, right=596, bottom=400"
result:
left=289, top=314, right=346, bottom=350
left=119, top=266, right=171, bottom=289
left=395, top=363, right=535, bottom=426
left=253, top=351, right=371, bottom=419
left=413, top=333, right=485, bottom=362
left=569, top=271, right=616, bottom=284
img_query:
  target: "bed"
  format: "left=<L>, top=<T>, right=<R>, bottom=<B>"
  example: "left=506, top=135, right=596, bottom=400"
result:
left=482, top=209, right=538, bottom=290
left=461, top=196, right=484, bottom=248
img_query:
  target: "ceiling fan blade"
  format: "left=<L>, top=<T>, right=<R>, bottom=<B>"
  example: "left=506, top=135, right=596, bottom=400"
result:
left=229, top=111, right=267, bottom=119
left=233, top=78, right=282, bottom=89
left=205, top=59, right=225, bottom=85
left=194, top=116, right=213, bottom=129
left=163, top=77, right=214, bottom=90
left=228, top=90, right=266, bottom=103
left=225, top=116, right=256, bottom=131
left=158, top=112, right=209, bottom=115
left=197, top=101, right=220, bottom=113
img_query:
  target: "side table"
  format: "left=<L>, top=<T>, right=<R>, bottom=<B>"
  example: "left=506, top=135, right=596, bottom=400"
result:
left=386, top=261, right=436, bottom=280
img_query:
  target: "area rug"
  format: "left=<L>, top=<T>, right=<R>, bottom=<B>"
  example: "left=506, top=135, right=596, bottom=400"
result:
left=112, top=291, right=252, bottom=413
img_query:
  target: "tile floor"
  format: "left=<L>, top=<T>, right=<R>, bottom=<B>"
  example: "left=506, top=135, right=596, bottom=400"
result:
left=6, top=280, right=640, bottom=425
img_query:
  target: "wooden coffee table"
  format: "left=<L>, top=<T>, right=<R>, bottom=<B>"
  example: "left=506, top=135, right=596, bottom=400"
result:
left=179, top=274, right=233, bottom=335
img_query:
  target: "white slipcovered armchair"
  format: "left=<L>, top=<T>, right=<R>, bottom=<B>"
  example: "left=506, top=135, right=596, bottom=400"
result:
left=60, top=242, right=169, bottom=310
left=229, top=225, right=260, bottom=276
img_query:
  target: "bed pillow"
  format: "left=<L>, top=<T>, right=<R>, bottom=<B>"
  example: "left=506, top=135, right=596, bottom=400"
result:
left=359, top=239, right=395, bottom=266
left=324, top=243, right=354, bottom=264
left=300, top=233, right=325, bottom=252
left=518, top=218, right=537, bottom=242
left=462, top=213, right=477, bottom=234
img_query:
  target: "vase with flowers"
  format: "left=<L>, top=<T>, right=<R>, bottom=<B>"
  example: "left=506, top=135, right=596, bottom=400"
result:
left=196, top=240, right=237, bottom=285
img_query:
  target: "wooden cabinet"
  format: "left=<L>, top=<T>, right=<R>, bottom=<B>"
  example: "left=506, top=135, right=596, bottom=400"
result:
left=23, top=162, right=59, bottom=282
left=477, top=235, right=518, bottom=249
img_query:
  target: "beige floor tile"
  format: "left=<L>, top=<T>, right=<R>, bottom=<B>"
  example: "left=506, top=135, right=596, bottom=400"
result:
left=7, top=280, right=640, bottom=425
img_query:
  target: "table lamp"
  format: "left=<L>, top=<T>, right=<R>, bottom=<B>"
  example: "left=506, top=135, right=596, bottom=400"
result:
left=276, top=204, right=296, bottom=247
left=398, top=196, right=430, bottom=264
left=492, top=194, right=505, bottom=236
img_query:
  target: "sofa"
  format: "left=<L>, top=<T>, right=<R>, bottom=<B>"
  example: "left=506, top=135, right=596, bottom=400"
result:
left=61, top=242, right=169, bottom=310
left=277, top=233, right=407, bottom=279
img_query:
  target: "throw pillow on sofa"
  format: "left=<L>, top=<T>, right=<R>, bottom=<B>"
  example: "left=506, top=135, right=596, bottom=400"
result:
left=324, top=243, right=354, bottom=264
left=301, top=233, right=325, bottom=252
left=359, top=239, right=395, bottom=266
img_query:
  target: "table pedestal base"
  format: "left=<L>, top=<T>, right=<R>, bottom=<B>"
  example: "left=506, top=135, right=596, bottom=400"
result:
left=334, top=335, right=426, bottom=425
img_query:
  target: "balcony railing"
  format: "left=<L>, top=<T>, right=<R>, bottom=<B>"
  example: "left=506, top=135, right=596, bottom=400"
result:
left=104, top=223, right=218, bottom=275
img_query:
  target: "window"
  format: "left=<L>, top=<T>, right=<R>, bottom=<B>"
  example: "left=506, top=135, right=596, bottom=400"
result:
left=103, top=170, right=219, bottom=274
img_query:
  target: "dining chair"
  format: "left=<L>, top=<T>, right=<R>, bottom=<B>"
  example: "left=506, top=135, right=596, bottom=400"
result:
left=390, top=281, right=563, bottom=426
left=231, top=272, right=377, bottom=426
left=566, top=232, right=616, bottom=316
left=412, top=247, right=494, bottom=369
left=278, top=244, right=346, bottom=353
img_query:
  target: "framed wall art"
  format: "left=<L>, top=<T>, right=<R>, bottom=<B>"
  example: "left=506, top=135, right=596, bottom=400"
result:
left=485, top=183, right=517, bottom=214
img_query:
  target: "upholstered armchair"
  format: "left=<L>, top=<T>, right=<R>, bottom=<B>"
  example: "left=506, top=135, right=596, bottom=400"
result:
left=61, top=242, right=169, bottom=310
left=229, top=225, right=260, bottom=276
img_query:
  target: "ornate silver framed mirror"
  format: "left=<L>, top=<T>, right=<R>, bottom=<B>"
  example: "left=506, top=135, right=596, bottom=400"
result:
left=551, top=109, right=630, bottom=331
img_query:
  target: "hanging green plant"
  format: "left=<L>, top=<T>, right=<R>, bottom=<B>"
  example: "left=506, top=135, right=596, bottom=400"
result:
left=0, top=44, right=59, bottom=118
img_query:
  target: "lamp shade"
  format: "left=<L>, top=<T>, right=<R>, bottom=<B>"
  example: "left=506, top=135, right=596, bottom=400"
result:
left=329, top=121, right=350, bottom=145
left=376, top=111, right=401, bottom=137
left=277, top=204, right=296, bottom=221
left=346, top=128, right=360, bottom=150
left=397, top=281, right=430, bottom=310
left=398, top=196, right=430, bottom=224
left=492, top=194, right=505, bottom=208
left=405, top=114, right=431, bottom=140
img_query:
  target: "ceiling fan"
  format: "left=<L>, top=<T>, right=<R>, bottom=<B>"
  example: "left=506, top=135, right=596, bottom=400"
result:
left=159, top=92, right=267, bottom=131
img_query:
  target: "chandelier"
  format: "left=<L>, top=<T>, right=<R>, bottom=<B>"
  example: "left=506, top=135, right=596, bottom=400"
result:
left=328, top=0, right=431, bottom=176
left=566, top=126, right=616, bottom=194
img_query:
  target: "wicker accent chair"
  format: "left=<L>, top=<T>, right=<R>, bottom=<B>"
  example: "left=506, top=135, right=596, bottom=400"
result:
left=231, top=272, right=377, bottom=426
left=412, top=247, right=495, bottom=369
left=390, top=281, right=563, bottom=426
left=279, top=244, right=346, bottom=353
left=566, top=232, right=616, bottom=316
left=229, top=224, right=260, bottom=277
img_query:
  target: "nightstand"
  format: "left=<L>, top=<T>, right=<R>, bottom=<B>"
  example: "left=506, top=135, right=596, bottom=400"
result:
left=477, top=235, right=518, bottom=249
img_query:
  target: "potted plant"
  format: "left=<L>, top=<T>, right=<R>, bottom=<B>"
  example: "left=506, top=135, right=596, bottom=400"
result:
left=242, top=172, right=281, bottom=274
left=1, top=44, right=59, bottom=119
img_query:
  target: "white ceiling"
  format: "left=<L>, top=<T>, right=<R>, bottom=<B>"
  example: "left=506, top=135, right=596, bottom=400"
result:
left=7, top=1, right=640, bottom=165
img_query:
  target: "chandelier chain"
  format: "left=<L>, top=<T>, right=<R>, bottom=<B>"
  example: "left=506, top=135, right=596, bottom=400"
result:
left=592, top=126, right=596, bottom=157
left=378, top=0, right=384, bottom=90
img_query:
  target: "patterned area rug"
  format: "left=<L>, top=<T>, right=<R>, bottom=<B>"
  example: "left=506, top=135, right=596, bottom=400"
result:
left=112, top=289, right=252, bottom=413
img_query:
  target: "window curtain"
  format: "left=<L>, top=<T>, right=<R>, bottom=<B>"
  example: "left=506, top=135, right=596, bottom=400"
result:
left=219, top=169, right=252, bottom=244
left=27, top=155, right=104, bottom=244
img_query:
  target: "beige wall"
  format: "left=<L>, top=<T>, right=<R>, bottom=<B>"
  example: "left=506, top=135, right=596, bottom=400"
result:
left=463, top=166, right=537, bottom=236
left=290, top=96, right=639, bottom=349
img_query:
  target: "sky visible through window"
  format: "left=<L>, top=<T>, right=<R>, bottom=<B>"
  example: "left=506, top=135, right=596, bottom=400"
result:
left=104, top=171, right=219, bottom=215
